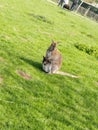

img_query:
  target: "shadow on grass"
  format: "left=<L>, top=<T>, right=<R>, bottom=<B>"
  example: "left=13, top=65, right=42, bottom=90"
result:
left=20, top=57, right=43, bottom=72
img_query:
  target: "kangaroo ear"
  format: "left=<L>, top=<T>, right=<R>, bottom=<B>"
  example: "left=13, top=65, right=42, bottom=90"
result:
left=52, top=40, right=58, bottom=45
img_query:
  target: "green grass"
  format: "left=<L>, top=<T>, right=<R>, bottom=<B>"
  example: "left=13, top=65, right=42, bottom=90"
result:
left=0, top=0, right=98, bottom=130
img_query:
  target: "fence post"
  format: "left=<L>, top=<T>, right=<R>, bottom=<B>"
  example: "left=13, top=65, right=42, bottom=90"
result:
left=84, top=6, right=91, bottom=16
left=75, top=1, right=83, bottom=13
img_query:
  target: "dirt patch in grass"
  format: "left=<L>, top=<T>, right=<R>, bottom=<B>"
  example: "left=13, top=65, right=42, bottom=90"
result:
left=96, top=82, right=98, bottom=85
left=0, top=57, right=5, bottom=62
left=0, top=77, right=3, bottom=84
left=17, top=70, right=32, bottom=80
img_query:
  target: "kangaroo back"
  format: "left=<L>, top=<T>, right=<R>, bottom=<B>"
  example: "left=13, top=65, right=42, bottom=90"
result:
left=46, top=41, right=62, bottom=61
left=46, top=41, right=58, bottom=58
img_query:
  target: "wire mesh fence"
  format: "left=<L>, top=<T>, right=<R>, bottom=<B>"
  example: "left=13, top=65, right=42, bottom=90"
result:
left=51, top=0, right=98, bottom=22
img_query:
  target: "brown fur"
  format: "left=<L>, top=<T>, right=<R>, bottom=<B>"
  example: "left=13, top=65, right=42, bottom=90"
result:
left=42, top=41, right=62, bottom=73
left=46, top=40, right=62, bottom=61
left=42, top=56, right=62, bottom=73
left=46, top=40, right=57, bottom=52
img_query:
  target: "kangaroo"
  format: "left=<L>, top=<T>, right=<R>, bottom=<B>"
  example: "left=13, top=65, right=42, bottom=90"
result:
left=43, top=40, right=62, bottom=73
left=42, top=41, right=79, bottom=78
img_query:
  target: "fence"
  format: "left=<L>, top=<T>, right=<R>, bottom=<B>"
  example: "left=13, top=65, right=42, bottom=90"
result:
left=51, top=0, right=98, bottom=22
left=76, top=1, right=98, bottom=22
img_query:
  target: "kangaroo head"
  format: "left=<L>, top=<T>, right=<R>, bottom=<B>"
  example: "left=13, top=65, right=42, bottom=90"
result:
left=42, top=56, right=51, bottom=65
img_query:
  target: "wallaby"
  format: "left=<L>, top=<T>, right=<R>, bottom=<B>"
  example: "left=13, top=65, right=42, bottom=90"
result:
left=43, top=40, right=62, bottom=73
left=42, top=41, right=79, bottom=78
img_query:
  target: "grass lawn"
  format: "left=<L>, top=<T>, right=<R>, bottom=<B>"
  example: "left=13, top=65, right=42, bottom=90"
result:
left=0, top=0, right=98, bottom=130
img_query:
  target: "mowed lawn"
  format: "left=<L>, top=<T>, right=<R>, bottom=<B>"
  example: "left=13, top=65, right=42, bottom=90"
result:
left=0, top=0, right=98, bottom=130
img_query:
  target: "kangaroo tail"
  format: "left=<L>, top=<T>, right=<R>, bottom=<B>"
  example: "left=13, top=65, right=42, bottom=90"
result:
left=55, top=71, right=79, bottom=78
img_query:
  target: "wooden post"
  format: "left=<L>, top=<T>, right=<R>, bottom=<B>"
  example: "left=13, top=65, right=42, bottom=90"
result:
left=75, top=1, right=83, bottom=13
left=84, top=6, right=91, bottom=16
